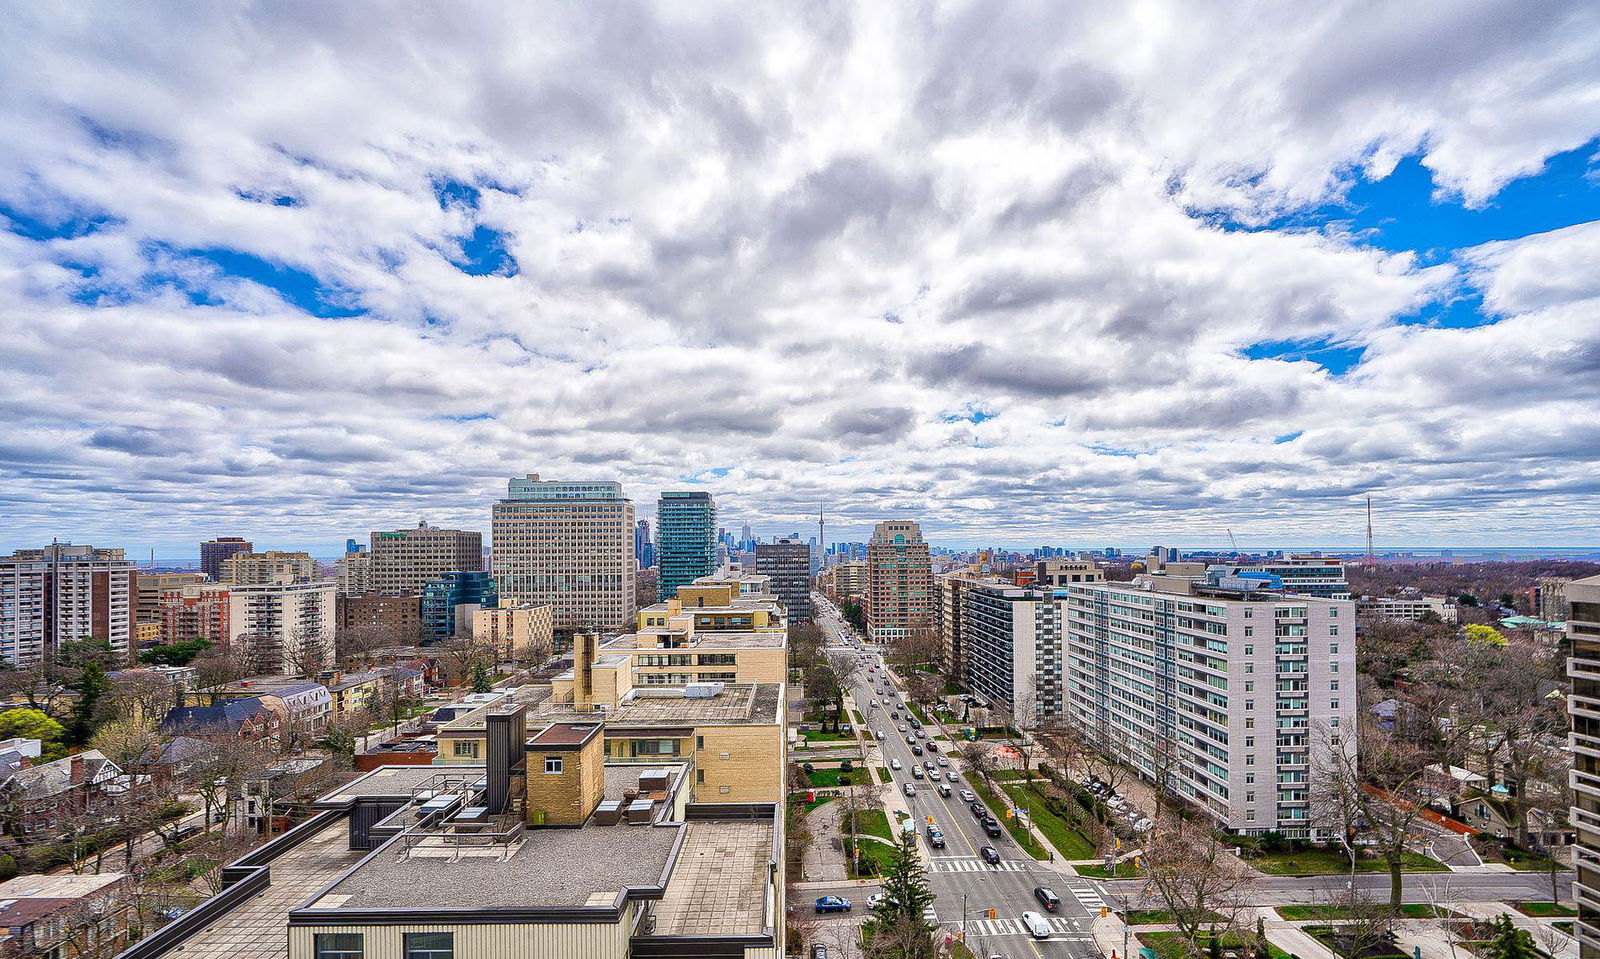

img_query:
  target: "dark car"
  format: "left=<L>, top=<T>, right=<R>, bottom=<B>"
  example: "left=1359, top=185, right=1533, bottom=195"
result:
left=926, top=741, right=939, bottom=752
left=814, top=896, right=852, bottom=914
left=911, top=744, right=924, bottom=756
left=980, top=844, right=1000, bottom=864
left=909, top=718, right=922, bottom=729
left=970, top=800, right=986, bottom=817
left=1034, top=886, right=1061, bottom=911
left=982, top=818, right=1003, bottom=837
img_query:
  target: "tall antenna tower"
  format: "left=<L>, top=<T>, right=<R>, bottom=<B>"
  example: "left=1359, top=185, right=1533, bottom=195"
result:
left=1365, top=496, right=1375, bottom=570
left=817, top=500, right=825, bottom=555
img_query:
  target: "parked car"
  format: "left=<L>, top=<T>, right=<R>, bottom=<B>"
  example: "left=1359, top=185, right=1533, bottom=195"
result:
left=909, top=718, right=922, bottom=729
left=915, top=729, right=927, bottom=739
left=1034, top=886, right=1061, bottom=911
left=979, top=845, right=1000, bottom=864
left=1020, top=910, right=1052, bottom=939
left=814, top=896, right=852, bottom=914
left=906, top=736, right=916, bottom=746
left=897, top=724, right=907, bottom=733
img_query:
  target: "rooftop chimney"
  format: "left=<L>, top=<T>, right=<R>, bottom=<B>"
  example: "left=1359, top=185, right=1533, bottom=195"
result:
left=574, top=631, right=598, bottom=712
left=485, top=705, right=527, bottom=816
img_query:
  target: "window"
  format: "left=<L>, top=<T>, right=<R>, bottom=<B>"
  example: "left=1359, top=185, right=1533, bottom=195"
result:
left=1243, top=644, right=1253, bottom=656
left=1329, top=608, right=1338, bottom=617
left=1245, top=736, right=1254, bottom=747
left=1330, top=718, right=1340, bottom=728
left=696, top=769, right=704, bottom=784
left=1244, top=626, right=1254, bottom=637
left=1246, top=791, right=1255, bottom=802
left=1245, top=700, right=1254, bottom=711
left=1329, top=626, right=1339, bottom=636
left=1245, top=718, right=1254, bottom=729
left=1329, top=662, right=1339, bottom=672
left=1244, top=663, right=1253, bottom=674
left=1244, top=682, right=1254, bottom=692
left=405, top=933, right=453, bottom=959
left=1246, top=810, right=1256, bottom=821
left=1330, top=642, right=1339, bottom=653
left=696, top=735, right=704, bottom=750
left=1330, top=699, right=1340, bottom=710
left=1244, top=609, right=1253, bottom=619
left=452, top=740, right=479, bottom=759
left=544, top=756, right=563, bottom=774
left=316, top=934, right=363, bottom=959
left=1329, top=680, right=1339, bottom=691
left=1245, top=755, right=1255, bottom=766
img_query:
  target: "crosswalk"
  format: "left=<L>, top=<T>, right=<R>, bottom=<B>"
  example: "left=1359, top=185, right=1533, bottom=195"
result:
left=1063, top=877, right=1107, bottom=912
left=956, top=915, right=1093, bottom=939
left=928, top=856, right=1029, bottom=873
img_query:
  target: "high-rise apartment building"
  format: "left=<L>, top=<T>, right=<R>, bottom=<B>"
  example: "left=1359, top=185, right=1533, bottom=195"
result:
left=159, top=584, right=231, bottom=646
left=369, top=522, right=483, bottom=595
left=224, top=580, right=336, bottom=674
left=656, top=491, right=717, bottom=600
left=335, top=592, right=422, bottom=638
left=865, top=521, right=932, bottom=644
left=199, top=536, right=251, bottom=582
left=0, top=544, right=136, bottom=665
left=1033, top=560, right=1105, bottom=588
left=935, top=573, right=999, bottom=682
left=1565, top=575, right=1600, bottom=957
left=1063, top=572, right=1356, bottom=836
left=1540, top=578, right=1573, bottom=623
left=820, top=561, right=868, bottom=604
left=335, top=547, right=373, bottom=596
left=220, top=551, right=317, bottom=585
left=135, top=571, right=207, bottom=624
left=491, top=474, right=637, bottom=639
left=421, top=571, right=498, bottom=644
left=472, top=604, right=555, bottom=660
left=754, top=537, right=812, bottom=623
left=963, top=583, right=1064, bottom=726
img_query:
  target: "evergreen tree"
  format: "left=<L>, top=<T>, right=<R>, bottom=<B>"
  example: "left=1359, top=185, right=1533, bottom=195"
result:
left=469, top=662, right=493, bottom=694
left=1482, top=915, right=1538, bottom=959
left=867, top=831, right=936, bottom=958
left=65, top=662, right=109, bottom=746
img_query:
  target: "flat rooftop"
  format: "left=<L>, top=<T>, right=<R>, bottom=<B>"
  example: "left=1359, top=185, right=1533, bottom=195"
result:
left=304, top=822, right=681, bottom=913
left=530, top=683, right=783, bottom=726
left=315, top=765, right=471, bottom=805
left=167, top=818, right=368, bottom=959
left=651, top=820, right=772, bottom=936
left=605, top=630, right=785, bottom=651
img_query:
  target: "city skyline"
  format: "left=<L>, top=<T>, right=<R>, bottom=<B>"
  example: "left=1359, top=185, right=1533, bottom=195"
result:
left=5, top=6, right=1600, bottom=550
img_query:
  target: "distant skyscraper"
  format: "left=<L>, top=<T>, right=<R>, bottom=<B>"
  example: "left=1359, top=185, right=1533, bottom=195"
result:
left=200, top=536, right=251, bottom=582
left=0, top=543, right=135, bottom=665
left=755, top=538, right=812, bottom=624
left=421, top=571, right=498, bottom=644
left=635, top=519, right=655, bottom=569
left=491, top=474, right=636, bottom=639
left=740, top=524, right=753, bottom=547
left=219, top=551, right=317, bottom=585
left=657, top=491, right=717, bottom=599
left=866, top=521, right=933, bottom=644
left=345, top=538, right=361, bottom=554
left=369, top=522, right=483, bottom=595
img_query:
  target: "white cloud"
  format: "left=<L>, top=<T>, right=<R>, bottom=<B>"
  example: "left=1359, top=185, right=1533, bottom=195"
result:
left=0, top=1, right=1598, bottom=553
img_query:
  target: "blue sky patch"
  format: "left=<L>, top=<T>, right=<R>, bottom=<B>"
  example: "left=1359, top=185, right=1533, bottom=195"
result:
left=452, top=224, right=518, bottom=276
left=1274, top=431, right=1303, bottom=444
left=1242, top=337, right=1366, bottom=375
left=940, top=403, right=996, bottom=424
left=173, top=246, right=365, bottom=318
left=0, top=201, right=119, bottom=241
left=433, top=177, right=481, bottom=211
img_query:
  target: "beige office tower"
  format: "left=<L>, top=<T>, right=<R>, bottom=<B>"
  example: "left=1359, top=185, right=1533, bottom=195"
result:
left=369, top=522, right=483, bottom=595
left=491, top=474, right=637, bottom=641
left=865, top=520, right=932, bottom=645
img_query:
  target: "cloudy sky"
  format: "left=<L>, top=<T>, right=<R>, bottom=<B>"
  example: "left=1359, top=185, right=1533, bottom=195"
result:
left=3, top=2, right=1600, bottom=559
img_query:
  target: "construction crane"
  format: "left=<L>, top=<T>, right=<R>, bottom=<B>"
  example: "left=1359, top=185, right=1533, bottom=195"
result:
left=1226, top=528, right=1239, bottom=554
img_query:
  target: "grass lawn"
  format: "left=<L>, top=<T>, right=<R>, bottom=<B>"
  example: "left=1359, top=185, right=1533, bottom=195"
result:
left=1075, top=861, right=1141, bottom=879
left=1248, top=848, right=1447, bottom=876
left=802, top=729, right=853, bottom=742
left=878, top=766, right=892, bottom=783
left=971, top=777, right=1047, bottom=860
left=1127, top=909, right=1223, bottom=925
left=906, top=702, right=929, bottom=724
left=849, top=809, right=893, bottom=842
left=1501, top=852, right=1558, bottom=871
left=850, top=709, right=866, bottom=726
left=990, top=769, right=1033, bottom=781
left=788, top=792, right=836, bottom=813
left=1554, top=922, right=1574, bottom=935
left=942, top=680, right=965, bottom=696
left=1279, top=904, right=1456, bottom=921
left=1139, top=931, right=1290, bottom=959
left=1002, top=782, right=1097, bottom=859
left=805, top=767, right=866, bottom=788
left=1515, top=902, right=1578, bottom=918
left=844, top=836, right=897, bottom=877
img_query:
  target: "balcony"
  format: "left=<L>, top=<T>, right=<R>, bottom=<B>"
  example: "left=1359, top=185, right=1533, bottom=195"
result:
left=1571, top=806, right=1600, bottom=847
left=1573, top=732, right=1600, bottom=762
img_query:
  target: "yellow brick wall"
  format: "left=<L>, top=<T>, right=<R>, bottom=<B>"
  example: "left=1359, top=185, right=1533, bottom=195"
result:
left=693, top=724, right=784, bottom=802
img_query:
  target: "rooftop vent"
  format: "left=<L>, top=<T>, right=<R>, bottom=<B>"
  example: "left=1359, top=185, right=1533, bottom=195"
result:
left=684, top=682, right=724, bottom=699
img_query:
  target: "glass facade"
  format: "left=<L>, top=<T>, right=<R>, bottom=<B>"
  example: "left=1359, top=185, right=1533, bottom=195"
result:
left=656, top=491, right=717, bottom=599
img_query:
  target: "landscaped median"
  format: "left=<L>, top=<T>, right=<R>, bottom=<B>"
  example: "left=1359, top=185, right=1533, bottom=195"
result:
left=1138, top=931, right=1293, bottom=959
left=1244, top=846, right=1448, bottom=876
left=998, top=780, right=1097, bottom=859
left=1277, top=903, right=1459, bottom=920
left=969, top=775, right=1048, bottom=860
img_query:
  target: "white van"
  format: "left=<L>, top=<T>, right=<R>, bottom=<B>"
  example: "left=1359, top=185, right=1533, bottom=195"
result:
left=1020, top=911, right=1052, bottom=939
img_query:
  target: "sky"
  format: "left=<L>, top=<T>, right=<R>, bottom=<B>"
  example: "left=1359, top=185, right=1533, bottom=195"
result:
left=3, top=2, right=1600, bottom=559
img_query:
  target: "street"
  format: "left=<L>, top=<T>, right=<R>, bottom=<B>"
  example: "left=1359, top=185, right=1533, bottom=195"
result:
left=811, top=596, right=1101, bottom=959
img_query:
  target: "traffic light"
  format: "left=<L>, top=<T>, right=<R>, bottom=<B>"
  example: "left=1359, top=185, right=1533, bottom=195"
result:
left=1101, top=906, right=1108, bottom=918
left=926, top=815, right=934, bottom=824
left=988, top=909, right=997, bottom=919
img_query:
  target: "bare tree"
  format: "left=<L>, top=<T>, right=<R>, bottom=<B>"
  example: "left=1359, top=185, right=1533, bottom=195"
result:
left=438, top=637, right=496, bottom=688
left=282, top=628, right=333, bottom=678
left=1141, top=817, right=1259, bottom=958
